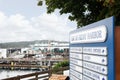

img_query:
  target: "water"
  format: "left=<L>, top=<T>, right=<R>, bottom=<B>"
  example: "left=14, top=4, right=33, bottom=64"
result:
left=0, top=69, right=37, bottom=79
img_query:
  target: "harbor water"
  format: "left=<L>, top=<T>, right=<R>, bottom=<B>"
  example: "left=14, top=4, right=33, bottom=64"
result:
left=0, top=69, right=37, bottom=79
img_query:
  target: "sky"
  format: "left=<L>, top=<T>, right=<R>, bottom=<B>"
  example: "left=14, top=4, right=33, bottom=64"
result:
left=0, top=0, right=76, bottom=43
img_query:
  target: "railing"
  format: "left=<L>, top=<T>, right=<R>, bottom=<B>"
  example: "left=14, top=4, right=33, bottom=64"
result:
left=0, top=64, right=48, bottom=68
left=2, top=67, right=69, bottom=80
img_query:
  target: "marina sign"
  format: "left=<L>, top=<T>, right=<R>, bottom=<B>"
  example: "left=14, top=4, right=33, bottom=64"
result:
left=70, top=25, right=107, bottom=44
left=69, top=16, right=115, bottom=80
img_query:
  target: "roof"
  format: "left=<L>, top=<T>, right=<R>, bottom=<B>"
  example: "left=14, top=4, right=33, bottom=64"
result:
left=49, top=74, right=69, bottom=80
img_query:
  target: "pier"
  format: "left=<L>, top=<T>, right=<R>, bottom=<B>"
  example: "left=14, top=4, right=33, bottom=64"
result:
left=0, top=57, right=68, bottom=70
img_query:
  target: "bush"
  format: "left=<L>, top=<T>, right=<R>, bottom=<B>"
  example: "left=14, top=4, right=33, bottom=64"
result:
left=52, top=60, right=69, bottom=73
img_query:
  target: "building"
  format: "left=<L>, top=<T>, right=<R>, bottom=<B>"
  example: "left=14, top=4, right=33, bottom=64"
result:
left=0, top=49, right=7, bottom=58
left=4, top=40, right=69, bottom=58
left=30, top=40, right=69, bottom=55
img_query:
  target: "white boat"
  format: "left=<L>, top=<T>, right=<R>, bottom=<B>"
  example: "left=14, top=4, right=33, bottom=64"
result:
left=13, top=54, right=25, bottom=58
left=35, top=54, right=46, bottom=60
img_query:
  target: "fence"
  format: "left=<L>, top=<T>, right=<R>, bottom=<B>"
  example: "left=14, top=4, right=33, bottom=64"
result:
left=2, top=67, right=69, bottom=80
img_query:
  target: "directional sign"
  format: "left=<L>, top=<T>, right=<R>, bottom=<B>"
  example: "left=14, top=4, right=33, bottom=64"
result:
left=83, top=75, right=93, bottom=80
left=70, top=69, right=82, bottom=80
left=83, top=68, right=107, bottom=80
left=70, top=58, right=82, bottom=66
left=83, top=47, right=107, bottom=56
left=83, top=54, right=107, bottom=65
left=69, top=17, right=115, bottom=80
left=70, top=52, right=82, bottom=59
left=83, top=61, right=108, bottom=75
left=70, top=47, right=82, bottom=53
left=70, top=74, right=80, bottom=80
left=70, top=64, right=82, bottom=73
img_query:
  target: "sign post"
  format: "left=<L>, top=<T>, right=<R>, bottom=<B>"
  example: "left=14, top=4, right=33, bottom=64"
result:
left=69, top=17, right=115, bottom=80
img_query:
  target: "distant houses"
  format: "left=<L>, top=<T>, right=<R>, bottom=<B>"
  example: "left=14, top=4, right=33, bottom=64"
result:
left=0, top=49, right=7, bottom=58
left=30, top=40, right=69, bottom=54
left=0, top=40, right=69, bottom=59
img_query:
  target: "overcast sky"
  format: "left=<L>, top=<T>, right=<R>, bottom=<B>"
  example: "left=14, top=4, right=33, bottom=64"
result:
left=0, top=0, right=76, bottom=43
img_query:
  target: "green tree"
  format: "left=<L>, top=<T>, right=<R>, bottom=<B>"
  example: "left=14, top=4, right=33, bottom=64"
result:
left=52, top=60, right=69, bottom=73
left=38, top=0, right=120, bottom=28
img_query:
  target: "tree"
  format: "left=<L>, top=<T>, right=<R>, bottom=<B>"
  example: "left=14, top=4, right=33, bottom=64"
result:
left=52, top=60, right=69, bottom=73
left=97, top=0, right=120, bottom=26
left=38, top=0, right=120, bottom=28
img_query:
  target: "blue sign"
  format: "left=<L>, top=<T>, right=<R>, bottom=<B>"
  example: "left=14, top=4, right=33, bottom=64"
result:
left=69, top=16, right=115, bottom=80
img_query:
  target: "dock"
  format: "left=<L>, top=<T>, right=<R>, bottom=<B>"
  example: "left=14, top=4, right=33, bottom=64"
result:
left=0, top=57, right=68, bottom=70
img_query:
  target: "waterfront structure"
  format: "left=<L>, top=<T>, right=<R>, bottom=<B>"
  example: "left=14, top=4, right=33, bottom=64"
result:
left=2, top=40, right=69, bottom=59
left=30, top=40, right=69, bottom=49
left=30, top=40, right=69, bottom=55
left=0, top=49, right=7, bottom=58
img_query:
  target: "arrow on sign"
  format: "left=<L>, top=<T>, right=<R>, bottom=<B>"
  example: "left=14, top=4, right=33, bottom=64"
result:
left=102, top=59, right=105, bottom=63
left=102, top=49, right=105, bottom=53
left=102, top=68, right=105, bottom=72
left=102, top=78, right=105, bottom=80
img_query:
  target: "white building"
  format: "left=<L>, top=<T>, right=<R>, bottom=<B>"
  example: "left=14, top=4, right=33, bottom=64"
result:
left=0, top=49, right=7, bottom=58
left=5, top=40, right=69, bottom=58
left=28, top=40, right=69, bottom=57
left=30, top=40, right=69, bottom=51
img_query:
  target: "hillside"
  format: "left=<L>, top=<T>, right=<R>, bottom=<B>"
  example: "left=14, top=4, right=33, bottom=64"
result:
left=0, top=40, right=68, bottom=48
left=0, top=41, right=35, bottom=48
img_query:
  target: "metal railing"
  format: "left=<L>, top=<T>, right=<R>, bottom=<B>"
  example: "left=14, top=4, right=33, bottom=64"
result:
left=2, top=67, right=69, bottom=80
